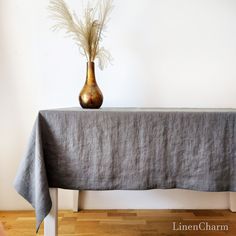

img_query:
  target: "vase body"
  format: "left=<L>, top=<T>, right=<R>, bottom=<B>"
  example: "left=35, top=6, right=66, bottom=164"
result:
left=79, top=62, right=103, bottom=109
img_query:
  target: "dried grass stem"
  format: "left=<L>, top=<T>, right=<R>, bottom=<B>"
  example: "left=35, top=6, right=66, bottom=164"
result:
left=49, top=0, right=113, bottom=70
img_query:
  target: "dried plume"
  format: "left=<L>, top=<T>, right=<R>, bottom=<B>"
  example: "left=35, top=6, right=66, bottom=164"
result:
left=49, top=0, right=113, bottom=70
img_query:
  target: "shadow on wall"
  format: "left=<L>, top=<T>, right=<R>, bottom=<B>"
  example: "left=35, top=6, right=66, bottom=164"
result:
left=79, top=189, right=228, bottom=209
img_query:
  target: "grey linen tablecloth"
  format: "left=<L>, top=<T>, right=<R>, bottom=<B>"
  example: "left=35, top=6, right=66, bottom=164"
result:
left=14, top=108, right=236, bottom=231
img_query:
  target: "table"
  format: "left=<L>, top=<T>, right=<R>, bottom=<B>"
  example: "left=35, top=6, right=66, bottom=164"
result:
left=14, top=108, right=236, bottom=235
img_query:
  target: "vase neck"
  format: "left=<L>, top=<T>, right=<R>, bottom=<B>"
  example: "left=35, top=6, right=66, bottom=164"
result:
left=86, top=62, right=96, bottom=85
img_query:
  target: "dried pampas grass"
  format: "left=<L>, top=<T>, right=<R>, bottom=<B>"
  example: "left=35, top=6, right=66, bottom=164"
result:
left=49, top=0, right=113, bottom=70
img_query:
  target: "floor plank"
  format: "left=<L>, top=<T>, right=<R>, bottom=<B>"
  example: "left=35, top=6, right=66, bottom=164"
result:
left=0, top=210, right=235, bottom=236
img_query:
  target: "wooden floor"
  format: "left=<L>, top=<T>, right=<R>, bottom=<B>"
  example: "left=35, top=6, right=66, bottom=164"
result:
left=0, top=210, right=236, bottom=236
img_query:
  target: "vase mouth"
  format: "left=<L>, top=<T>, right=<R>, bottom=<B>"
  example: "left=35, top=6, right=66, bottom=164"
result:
left=87, top=61, right=95, bottom=65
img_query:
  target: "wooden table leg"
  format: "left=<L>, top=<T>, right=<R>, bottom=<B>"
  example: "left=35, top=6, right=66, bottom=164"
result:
left=73, top=190, right=79, bottom=212
left=45, top=188, right=58, bottom=236
left=229, top=192, right=236, bottom=212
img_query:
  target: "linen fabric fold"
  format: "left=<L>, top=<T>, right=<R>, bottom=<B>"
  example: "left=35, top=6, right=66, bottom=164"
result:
left=14, top=115, right=51, bottom=232
left=14, top=108, right=236, bottom=231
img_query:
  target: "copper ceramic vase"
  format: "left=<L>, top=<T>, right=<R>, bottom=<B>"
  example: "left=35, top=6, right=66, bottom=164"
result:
left=79, top=62, right=103, bottom=109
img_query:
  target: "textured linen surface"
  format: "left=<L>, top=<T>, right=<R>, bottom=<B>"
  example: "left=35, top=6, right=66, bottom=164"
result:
left=14, top=108, right=236, bottom=231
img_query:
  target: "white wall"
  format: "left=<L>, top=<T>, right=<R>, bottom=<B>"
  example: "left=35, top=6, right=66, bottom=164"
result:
left=1, top=0, right=236, bottom=210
